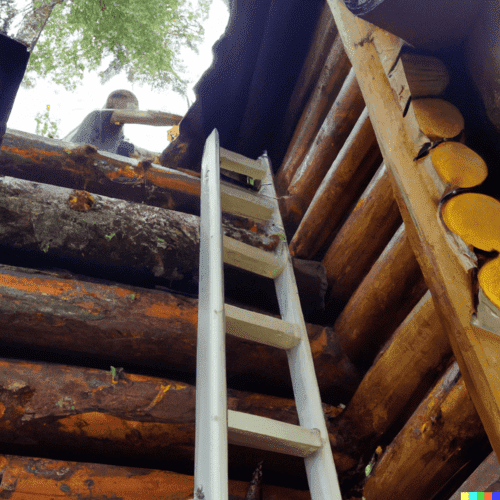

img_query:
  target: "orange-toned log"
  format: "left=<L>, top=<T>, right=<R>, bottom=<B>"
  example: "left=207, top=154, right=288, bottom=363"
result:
left=281, top=69, right=365, bottom=234
left=362, top=363, right=486, bottom=500
left=0, top=265, right=362, bottom=402
left=289, top=108, right=381, bottom=259
left=0, top=357, right=340, bottom=487
left=323, top=163, right=402, bottom=303
left=333, top=292, right=452, bottom=465
left=275, top=35, right=351, bottom=195
left=0, top=129, right=203, bottom=215
left=330, top=224, right=428, bottom=367
left=412, top=98, right=465, bottom=141
left=0, top=454, right=311, bottom=500
left=278, top=2, right=340, bottom=157
left=430, top=141, right=488, bottom=188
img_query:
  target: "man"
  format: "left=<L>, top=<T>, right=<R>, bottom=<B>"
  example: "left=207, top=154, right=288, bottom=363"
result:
left=63, top=89, right=138, bottom=157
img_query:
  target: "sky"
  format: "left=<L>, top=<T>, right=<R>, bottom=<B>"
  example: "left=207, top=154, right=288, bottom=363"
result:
left=7, top=0, right=230, bottom=153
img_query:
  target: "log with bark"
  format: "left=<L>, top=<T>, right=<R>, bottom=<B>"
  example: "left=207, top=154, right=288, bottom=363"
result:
left=362, top=363, right=487, bottom=500
left=0, top=175, right=328, bottom=317
left=328, top=224, right=428, bottom=368
left=0, top=264, right=362, bottom=402
left=275, top=35, right=351, bottom=195
left=0, top=357, right=342, bottom=489
left=0, top=453, right=311, bottom=499
left=0, top=129, right=272, bottom=219
left=323, top=163, right=402, bottom=303
left=288, top=108, right=381, bottom=259
left=332, top=292, right=453, bottom=465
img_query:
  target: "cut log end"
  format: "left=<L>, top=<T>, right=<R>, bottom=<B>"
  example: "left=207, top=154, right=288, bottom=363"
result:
left=430, top=142, right=488, bottom=188
left=478, top=257, right=500, bottom=310
left=401, top=53, right=450, bottom=97
left=412, top=98, right=464, bottom=141
left=441, top=193, right=500, bottom=252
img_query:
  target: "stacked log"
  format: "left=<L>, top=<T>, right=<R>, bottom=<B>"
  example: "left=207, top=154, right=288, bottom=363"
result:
left=328, top=224, right=427, bottom=368
left=288, top=108, right=381, bottom=259
left=0, top=264, right=361, bottom=402
left=332, top=292, right=453, bottom=466
left=322, top=163, right=401, bottom=303
left=362, top=363, right=487, bottom=500
left=275, top=35, right=351, bottom=195
left=0, top=454, right=311, bottom=499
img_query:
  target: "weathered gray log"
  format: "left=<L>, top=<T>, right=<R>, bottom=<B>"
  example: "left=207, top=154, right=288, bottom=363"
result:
left=0, top=264, right=362, bottom=402
left=0, top=175, right=275, bottom=280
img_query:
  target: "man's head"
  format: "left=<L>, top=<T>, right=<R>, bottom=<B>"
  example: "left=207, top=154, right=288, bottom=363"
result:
left=104, top=90, right=139, bottom=110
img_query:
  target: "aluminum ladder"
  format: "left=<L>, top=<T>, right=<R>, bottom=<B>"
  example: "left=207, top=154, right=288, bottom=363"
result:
left=193, top=128, right=342, bottom=500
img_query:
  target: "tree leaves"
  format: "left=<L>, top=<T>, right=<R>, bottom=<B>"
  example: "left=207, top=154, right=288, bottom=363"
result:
left=25, top=0, right=212, bottom=96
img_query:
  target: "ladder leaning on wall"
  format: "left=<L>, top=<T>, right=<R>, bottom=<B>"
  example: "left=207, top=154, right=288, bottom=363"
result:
left=192, top=128, right=342, bottom=500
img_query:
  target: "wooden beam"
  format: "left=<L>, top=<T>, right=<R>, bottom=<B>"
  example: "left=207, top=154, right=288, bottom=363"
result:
left=327, top=0, right=500, bottom=457
left=281, top=68, right=364, bottom=233
left=275, top=34, right=351, bottom=195
left=0, top=357, right=342, bottom=487
left=0, top=454, right=311, bottom=500
left=335, top=292, right=452, bottom=464
left=362, top=363, right=487, bottom=500
left=0, top=265, right=362, bottom=402
left=329, top=224, right=427, bottom=366
left=276, top=1, right=340, bottom=164
left=0, top=176, right=280, bottom=285
left=322, top=163, right=401, bottom=303
left=110, top=109, right=183, bottom=126
left=288, top=107, right=381, bottom=259
left=0, top=129, right=272, bottom=220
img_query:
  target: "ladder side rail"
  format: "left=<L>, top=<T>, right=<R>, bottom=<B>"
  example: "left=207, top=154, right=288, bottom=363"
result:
left=194, top=128, right=228, bottom=500
left=259, top=153, right=342, bottom=500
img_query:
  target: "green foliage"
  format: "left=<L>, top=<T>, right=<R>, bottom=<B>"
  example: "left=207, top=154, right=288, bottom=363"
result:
left=26, top=0, right=212, bottom=95
left=34, top=104, right=60, bottom=139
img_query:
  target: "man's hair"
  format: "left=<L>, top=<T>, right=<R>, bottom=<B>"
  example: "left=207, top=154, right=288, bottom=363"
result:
left=104, top=90, right=139, bottom=110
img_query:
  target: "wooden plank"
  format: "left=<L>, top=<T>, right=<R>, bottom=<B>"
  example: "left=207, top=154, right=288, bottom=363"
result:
left=110, top=109, right=182, bottom=126
left=223, top=235, right=285, bottom=279
left=220, top=148, right=267, bottom=181
left=225, top=304, right=301, bottom=349
left=195, top=128, right=228, bottom=500
left=260, top=154, right=343, bottom=499
left=327, top=0, right=500, bottom=457
left=228, top=410, right=322, bottom=458
left=221, top=181, right=274, bottom=221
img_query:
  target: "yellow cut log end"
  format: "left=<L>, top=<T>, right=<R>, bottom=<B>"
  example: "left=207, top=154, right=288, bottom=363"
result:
left=441, top=193, right=500, bottom=252
left=430, top=142, right=488, bottom=188
left=479, top=257, right=500, bottom=309
left=413, top=98, right=464, bottom=141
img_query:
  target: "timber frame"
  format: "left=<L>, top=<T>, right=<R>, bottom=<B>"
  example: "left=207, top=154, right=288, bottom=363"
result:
left=327, top=0, right=500, bottom=458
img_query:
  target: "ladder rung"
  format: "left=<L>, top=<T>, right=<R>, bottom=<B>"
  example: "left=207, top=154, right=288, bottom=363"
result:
left=220, top=148, right=267, bottom=181
left=225, top=304, right=301, bottom=349
left=223, top=235, right=285, bottom=278
left=221, top=181, right=274, bottom=221
left=228, top=410, right=323, bottom=458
